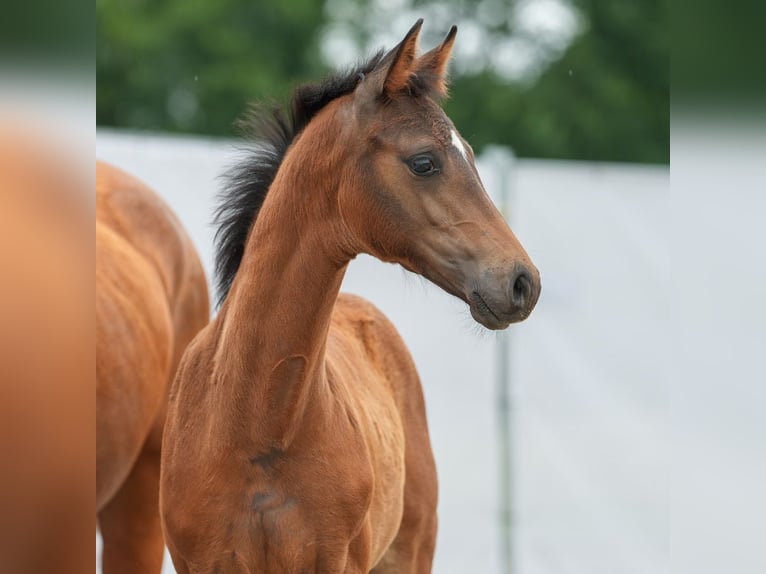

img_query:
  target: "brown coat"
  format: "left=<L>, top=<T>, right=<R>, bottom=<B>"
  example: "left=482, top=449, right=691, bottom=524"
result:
left=97, top=162, right=209, bottom=573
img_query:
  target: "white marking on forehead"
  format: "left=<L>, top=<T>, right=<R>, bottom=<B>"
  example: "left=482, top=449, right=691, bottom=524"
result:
left=450, top=129, right=468, bottom=161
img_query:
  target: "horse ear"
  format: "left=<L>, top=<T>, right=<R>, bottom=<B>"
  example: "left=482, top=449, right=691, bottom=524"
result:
left=381, top=19, right=423, bottom=96
left=415, top=25, right=457, bottom=98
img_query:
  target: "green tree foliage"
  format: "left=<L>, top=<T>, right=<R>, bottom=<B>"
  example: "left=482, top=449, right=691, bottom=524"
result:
left=446, top=1, right=668, bottom=163
left=97, top=0, right=327, bottom=134
left=97, top=0, right=667, bottom=163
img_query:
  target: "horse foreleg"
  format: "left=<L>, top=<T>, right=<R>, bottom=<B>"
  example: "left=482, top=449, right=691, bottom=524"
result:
left=98, top=444, right=164, bottom=574
left=371, top=456, right=438, bottom=573
left=370, top=509, right=437, bottom=573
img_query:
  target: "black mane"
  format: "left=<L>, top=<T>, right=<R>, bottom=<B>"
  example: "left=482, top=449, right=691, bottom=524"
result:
left=213, top=52, right=385, bottom=305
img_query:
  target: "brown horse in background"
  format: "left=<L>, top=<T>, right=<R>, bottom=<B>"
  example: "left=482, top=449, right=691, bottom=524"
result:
left=161, top=21, right=540, bottom=573
left=97, top=162, right=209, bottom=572
left=0, top=122, right=92, bottom=574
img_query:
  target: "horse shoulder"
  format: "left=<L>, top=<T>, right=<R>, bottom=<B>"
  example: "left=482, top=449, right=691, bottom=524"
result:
left=332, top=293, right=419, bottom=390
left=163, top=324, right=217, bottom=446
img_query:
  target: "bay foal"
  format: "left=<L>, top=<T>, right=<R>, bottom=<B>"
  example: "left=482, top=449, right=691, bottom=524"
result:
left=161, top=21, right=540, bottom=573
left=97, top=162, right=209, bottom=572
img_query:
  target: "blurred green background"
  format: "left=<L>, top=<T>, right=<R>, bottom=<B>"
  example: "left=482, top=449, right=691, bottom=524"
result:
left=96, top=0, right=667, bottom=164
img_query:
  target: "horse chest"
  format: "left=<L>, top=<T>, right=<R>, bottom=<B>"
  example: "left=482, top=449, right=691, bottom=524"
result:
left=234, top=412, right=401, bottom=570
left=183, top=454, right=374, bottom=572
left=165, top=331, right=410, bottom=571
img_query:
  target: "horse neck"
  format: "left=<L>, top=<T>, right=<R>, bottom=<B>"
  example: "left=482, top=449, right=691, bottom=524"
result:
left=213, top=111, right=353, bottom=447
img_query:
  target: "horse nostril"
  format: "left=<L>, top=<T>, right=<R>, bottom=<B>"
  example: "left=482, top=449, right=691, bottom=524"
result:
left=511, top=270, right=531, bottom=308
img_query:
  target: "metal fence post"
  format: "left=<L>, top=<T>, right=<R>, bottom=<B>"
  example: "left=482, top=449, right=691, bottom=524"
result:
left=492, top=147, right=516, bottom=574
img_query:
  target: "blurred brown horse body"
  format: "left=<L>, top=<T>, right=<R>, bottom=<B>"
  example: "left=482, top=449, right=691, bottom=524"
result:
left=161, top=21, right=539, bottom=574
left=96, top=162, right=209, bottom=573
left=0, top=125, right=92, bottom=573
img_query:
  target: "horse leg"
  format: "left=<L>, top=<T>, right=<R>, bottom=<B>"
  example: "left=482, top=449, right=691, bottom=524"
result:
left=98, top=443, right=164, bottom=574
left=371, top=443, right=438, bottom=573
left=371, top=500, right=437, bottom=573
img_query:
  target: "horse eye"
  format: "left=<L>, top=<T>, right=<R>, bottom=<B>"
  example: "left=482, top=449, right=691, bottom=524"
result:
left=408, top=155, right=438, bottom=176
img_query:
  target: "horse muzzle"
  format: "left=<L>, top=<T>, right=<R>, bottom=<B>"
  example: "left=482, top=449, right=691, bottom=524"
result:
left=467, top=263, right=541, bottom=330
